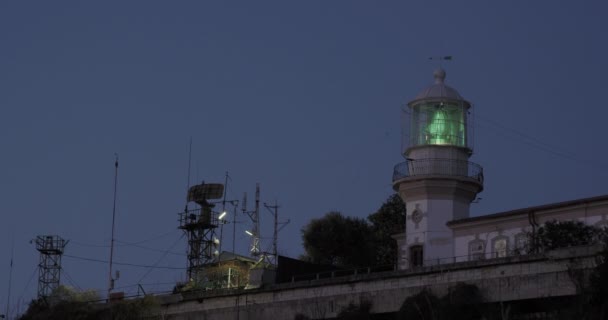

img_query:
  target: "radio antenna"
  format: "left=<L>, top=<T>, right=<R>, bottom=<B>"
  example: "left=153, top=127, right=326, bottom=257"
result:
left=185, top=137, right=193, bottom=211
left=108, top=154, right=119, bottom=300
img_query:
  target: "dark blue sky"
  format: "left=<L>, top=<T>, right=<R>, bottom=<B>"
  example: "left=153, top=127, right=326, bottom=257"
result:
left=2, top=1, right=607, bottom=314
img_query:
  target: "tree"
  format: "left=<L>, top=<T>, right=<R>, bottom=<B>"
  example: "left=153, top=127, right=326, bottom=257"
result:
left=367, top=194, right=406, bottom=266
left=19, top=286, right=159, bottom=320
left=531, top=220, right=601, bottom=252
left=300, top=194, right=406, bottom=268
left=301, top=211, right=376, bottom=267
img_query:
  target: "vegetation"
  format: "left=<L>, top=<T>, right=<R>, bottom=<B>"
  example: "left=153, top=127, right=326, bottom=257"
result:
left=368, top=194, right=406, bottom=266
left=300, top=194, right=406, bottom=268
left=301, top=211, right=377, bottom=267
left=18, top=286, right=159, bottom=320
left=529, top=220, right=602, bottom=252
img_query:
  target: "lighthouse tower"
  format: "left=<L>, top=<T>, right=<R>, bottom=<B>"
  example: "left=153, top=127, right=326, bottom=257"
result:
left=393, top=68, right=483, bottom=270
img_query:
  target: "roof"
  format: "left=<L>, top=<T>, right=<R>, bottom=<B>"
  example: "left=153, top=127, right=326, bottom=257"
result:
left=409, top=68, right=469, bottom=105
left=448, top=194, right=608, bottom=227
left=217, top=251, right=257, bottom=263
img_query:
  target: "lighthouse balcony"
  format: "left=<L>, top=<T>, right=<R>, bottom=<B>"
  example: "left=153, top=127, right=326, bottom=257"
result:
left=393, top=158, right=484, bottom=184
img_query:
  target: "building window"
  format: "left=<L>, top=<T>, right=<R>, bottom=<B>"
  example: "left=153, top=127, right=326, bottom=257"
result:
left=468, top=240, right=485, bottom=261
left=514, top=233, right=529, bottom=255
left=410, top=245, right=424, bottom=268
left=492, top=236, right=509, bottom=258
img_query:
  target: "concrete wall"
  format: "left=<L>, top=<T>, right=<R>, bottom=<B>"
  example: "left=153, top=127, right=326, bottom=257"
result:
left=156, top=245, right=600, bottom=320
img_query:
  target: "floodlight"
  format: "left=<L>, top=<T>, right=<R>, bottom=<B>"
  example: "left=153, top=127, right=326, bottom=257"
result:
left=213, top=237, right=220, bottom=245
left=245, top=230, right=253, bottom=236
left=218, top=211, right=227, bottom=220
left=213, top=250, right=220, bottom=256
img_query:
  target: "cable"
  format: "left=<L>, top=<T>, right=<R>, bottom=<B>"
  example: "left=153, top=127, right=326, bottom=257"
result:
left=475, top=113, right=608, bottom=171
left=9, top=266, right=38, bottom=317
left=114, top=281, right=177, bottom=291
left=136, top=233, right=185, bottom=284
left=476, top=113, right=577, bottom=157
left=60, top=267, right=83, bottom=291
left=63, top=254, right=186, bottom=270
left=114, top=240, right=185, bottom=256
left=70, top=230, right=182, bottom=249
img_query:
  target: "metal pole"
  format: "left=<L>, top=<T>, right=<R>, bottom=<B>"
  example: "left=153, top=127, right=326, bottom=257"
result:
left=219, top=172, right=228, bottom=255
left=108, top=155, right=119, bottom=299
left=273, top=201, right=278, bottom=259
left=5, top=236, right=14, bottom=319
left=232, top=202, right=238, bottom=254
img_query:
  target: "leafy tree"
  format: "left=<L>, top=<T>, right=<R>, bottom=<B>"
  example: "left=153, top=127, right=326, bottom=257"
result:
left=588, top=229, right=608, bottom=319
left=368, top=194, right=406, bottom=266
left=19, top=287, right=159, bottom=320
left=301, top=211, right=376, bottom=267
left=531, top=220, right=602, bottom=252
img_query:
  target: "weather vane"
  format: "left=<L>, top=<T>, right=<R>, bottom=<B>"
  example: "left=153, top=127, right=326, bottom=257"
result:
left=429, top=56, right=453, bottom=67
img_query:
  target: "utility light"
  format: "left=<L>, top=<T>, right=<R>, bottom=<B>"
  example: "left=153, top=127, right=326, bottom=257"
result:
left=213, top=237, right=220, bottom=245
left=245, top=230, right=253, bottom=236
left=218, top=211, right=227, bottom=220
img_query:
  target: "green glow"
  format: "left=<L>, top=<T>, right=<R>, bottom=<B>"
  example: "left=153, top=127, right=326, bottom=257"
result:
left=411, top=103, right=467, bottom=148
left=428, top=110, right=451, bottom=144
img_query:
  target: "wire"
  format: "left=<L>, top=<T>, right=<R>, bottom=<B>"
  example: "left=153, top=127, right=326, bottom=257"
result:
left=476, top=113, right=576, bottom=157
left=61, top=267, right=83, bottom=291
left=136, top=234, right=185, bottom=284
left=9, top=266, right=38, bottom=316
left=63, top=254, right=186, bottom=270
left=114, top=281, right=177, bottom=291
left=70, top=230, right=182, bottom=248
left=114, top=240, right=185, bottom=256
left=475, top=113, right=608, bottom=171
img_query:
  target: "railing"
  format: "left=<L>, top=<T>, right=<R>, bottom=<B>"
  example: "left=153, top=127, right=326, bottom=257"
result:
left=392, top=158, right=483, bottom=183
left=178, top=208, right=219, bottom=229
left=287, top=250, right=545, bottom=284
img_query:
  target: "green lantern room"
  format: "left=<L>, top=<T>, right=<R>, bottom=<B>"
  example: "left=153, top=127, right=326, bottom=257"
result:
left=403, top=68, right=473, bottom=156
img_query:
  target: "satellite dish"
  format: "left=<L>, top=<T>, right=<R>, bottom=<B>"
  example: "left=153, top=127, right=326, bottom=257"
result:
left=187, top=183, right=224, bottom=204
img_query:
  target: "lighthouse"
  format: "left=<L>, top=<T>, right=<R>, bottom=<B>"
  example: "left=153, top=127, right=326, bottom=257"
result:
left=393, top=68, right=483, bottom=270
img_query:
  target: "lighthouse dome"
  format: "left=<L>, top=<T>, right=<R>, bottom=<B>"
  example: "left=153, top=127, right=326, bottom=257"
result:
left=410, top=68, right=469, bottom=104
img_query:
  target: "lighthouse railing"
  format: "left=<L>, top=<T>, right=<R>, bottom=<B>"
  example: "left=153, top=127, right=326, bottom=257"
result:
left=392, top=158, right=483, bottom=183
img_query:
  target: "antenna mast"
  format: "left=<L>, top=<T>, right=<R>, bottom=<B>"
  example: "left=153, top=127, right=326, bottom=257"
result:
left=107, top=154, right=119, bottom=299
left=217, top=171, right=232, bottom=256
left=185, top=137, right=193, bottom=211
left=250, top=184, right=261, bottom=257
left=263, top=201, right=289, bottom=266
left=179, top=182, right=224, bottom=282
left=5, top=236, right=14, bottom=319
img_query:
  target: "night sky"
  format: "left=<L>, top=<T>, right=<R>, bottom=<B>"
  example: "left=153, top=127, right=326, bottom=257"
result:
left=2, top=1, right=608, bottom=316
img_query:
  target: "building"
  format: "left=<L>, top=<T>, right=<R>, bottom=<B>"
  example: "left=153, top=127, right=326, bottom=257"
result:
left=392, top=69, right=607, bottom=270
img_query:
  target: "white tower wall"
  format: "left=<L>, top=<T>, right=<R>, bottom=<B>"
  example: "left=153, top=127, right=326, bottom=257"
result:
left=392, top=69, right=483, bottom=270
